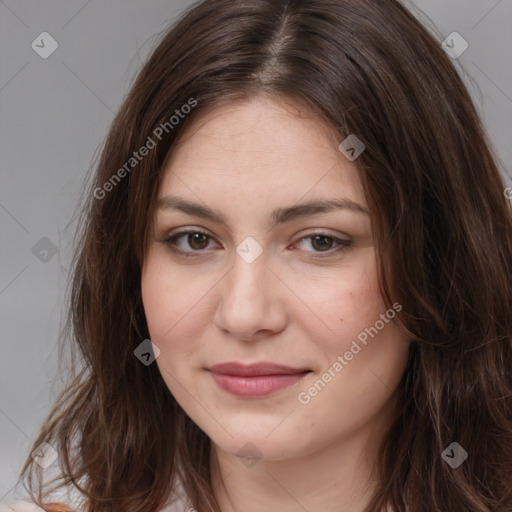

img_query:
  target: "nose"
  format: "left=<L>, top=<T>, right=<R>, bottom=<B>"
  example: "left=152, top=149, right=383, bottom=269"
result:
left=213, top=250, right=287, bottom=341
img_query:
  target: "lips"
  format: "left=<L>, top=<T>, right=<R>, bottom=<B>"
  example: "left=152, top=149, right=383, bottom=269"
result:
left=208, top=361, right=310, bottom=376
left=207, top=362, right=311, bottom=397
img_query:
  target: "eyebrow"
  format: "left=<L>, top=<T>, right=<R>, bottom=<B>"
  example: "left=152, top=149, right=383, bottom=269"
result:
left=156, top=195, right=371, bottom=228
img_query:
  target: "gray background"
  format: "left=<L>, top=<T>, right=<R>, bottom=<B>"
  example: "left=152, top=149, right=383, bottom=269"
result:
left=1, top=0, right=511, bottom=501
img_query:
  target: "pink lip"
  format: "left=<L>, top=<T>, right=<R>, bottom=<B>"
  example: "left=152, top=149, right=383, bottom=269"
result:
left=207, top=362, right=311, bottom=397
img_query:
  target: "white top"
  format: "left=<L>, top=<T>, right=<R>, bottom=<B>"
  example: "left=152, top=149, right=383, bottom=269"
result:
left=0, top=497, right=188, bottom=512
left=0, top=504, right=55, bottom=512
left=0, top=479, right=190, bottom=512
left=1, top=463, right=191, bottom=511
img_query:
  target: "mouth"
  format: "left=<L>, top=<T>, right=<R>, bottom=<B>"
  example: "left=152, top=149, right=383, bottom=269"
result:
left=207, top=362, right=312, bottom=397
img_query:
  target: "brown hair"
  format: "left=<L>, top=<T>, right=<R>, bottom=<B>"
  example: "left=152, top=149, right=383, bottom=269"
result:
left=20, top=0, right=512, bottom=511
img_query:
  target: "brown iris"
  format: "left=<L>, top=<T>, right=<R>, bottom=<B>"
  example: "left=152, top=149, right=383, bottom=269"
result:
left=309, top=235, right=334, bottom=252
left=188, top=232, right=210, bottom=250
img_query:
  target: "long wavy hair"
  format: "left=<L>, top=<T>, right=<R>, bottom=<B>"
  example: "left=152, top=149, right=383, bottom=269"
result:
left=19, top=0, right=512, bottom=511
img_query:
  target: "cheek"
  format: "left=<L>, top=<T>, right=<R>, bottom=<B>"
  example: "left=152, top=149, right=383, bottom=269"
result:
left=295, top=250, right=385, bottom=351
left=141, top=254, right=205, bottom=347
left=141, top=259, right=209, bottom=397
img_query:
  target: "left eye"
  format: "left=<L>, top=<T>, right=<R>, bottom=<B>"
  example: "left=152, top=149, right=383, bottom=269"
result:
left=294, top=234, right=352, bottom=254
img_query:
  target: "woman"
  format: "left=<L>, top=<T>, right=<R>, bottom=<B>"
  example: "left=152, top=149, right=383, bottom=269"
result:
left=9, top=0, right=512, bottom=511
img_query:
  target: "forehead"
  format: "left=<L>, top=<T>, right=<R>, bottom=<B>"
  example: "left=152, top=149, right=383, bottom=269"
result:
left=159, top=96, right=366, bottom=208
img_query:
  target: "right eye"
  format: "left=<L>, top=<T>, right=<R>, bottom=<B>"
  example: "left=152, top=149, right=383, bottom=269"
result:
left=162, top=229, right=221, bottom=258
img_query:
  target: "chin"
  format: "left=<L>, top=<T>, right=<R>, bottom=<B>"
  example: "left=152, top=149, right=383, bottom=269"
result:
left=206, top=419, right=311, bottom=463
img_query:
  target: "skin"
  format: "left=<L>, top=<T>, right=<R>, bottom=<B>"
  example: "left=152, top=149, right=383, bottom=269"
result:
left=141, top=96, right=410, bottom=512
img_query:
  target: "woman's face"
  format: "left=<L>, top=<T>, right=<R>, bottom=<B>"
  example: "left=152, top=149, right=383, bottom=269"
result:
left=141, top=96, right=410, bottom=462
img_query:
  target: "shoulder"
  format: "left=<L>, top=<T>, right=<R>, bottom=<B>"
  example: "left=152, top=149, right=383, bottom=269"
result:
left=0, top=502, right=73, bottom=512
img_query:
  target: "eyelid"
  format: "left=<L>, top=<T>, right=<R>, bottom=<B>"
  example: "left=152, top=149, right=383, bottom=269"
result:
left=165, top=226, right=216, bottom=239
left=295, top=227, right=351, bottom=239
left=161, top=226, right=350, bottom=242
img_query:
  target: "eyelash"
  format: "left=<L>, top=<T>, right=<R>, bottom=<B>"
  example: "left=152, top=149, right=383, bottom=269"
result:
left=160, top=228, right=352, bottom=259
